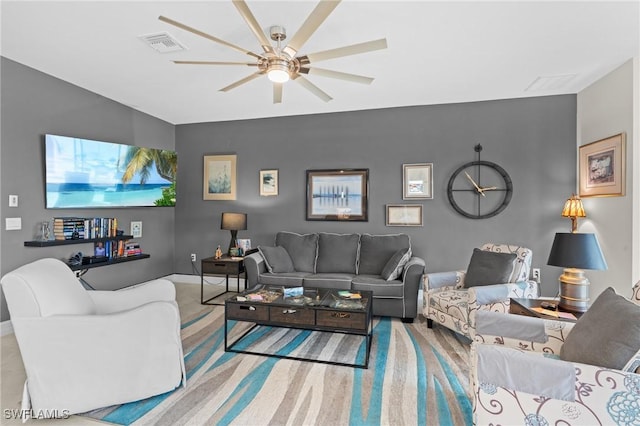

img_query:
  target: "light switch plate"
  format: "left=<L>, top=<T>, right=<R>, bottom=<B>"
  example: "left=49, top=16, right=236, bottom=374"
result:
left=5, top=217, right=22, bottom=230
left=130, top=221, right=142, bottom=238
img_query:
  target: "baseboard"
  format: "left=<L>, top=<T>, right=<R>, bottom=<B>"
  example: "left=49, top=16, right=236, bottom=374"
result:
left=1, top=320, right=14, bottom=336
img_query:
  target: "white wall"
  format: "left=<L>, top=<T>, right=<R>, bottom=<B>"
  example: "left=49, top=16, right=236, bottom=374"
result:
left=577, top=59, right=638, bottom=298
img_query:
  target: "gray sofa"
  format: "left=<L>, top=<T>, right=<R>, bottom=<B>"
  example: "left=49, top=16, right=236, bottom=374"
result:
left=244, top=231, right=425, bottom=322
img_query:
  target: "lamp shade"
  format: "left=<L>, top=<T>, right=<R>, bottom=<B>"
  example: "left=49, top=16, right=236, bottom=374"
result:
left=561, top=195, right=586, bottom=219
left=547, top=232, right=607, bottom=270
left=220, top=212, right=247, bottom=230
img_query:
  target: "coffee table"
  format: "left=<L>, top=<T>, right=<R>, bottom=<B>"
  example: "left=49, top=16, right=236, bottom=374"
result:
left=225, top=286, right=373, bottom=368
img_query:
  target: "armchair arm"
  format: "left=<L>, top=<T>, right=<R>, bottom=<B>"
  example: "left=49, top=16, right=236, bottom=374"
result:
left=424, top=270, right=465, bottom=291
left=88, top=278, right=176, bottom=314
left=474, top=310, right=575, bottom=354
left=472, top=342, right=640, bottom=426
left=12, top=301, right=185, bottom=414
left=244, top=251, right=266, bottom=288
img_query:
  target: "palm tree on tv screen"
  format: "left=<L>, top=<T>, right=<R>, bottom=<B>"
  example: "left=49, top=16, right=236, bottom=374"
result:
left=121, top=147, right=177, bottom=206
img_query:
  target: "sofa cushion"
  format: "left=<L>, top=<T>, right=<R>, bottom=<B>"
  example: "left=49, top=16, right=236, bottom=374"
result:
left=258, top=272, right=310, bottom=287
left=275, top=232, right=319, bottom=273
left=302, top=273, right=354, bottom=290
left=464, top=248, right=517, bottom=287
left=560, top=287, right=640, bottom=370
left=315, top=233, right=360, bottom=274
left=381, top=248, right=411, bottom=281
left=257, top=246, right=294, bottom=273
left=351, top=275, right=405, bottom=298
left=358, top=234, right=411, bottom=275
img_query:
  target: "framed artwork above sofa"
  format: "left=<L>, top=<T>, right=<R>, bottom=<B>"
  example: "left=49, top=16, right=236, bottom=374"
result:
left=306, top=169, right=369, bottom=221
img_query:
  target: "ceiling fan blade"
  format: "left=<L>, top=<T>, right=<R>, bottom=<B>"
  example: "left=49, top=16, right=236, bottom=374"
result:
left=273, top=83, right=283, bottom=104
left=282, top=0, right=341, bottom=58
left=173, top=60, right=257, bottom=66
left=219, top=71, right=263, bottom=92
left=303, top=38, right=387, bottom=63
left=158, top=15, right=263, bottom=60
left=232, top=0, right=274, bottom=54
left=301, top=67, right=374, bottom=84
left=293, top=75, right=332, bottom=102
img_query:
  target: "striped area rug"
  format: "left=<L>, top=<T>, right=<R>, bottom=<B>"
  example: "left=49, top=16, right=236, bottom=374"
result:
left=85, top=307, right=472, bottom=425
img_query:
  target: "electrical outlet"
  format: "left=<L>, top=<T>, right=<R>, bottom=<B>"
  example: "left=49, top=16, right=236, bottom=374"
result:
left=190, top=253, right=197, bottom=262
left=532, top=268, right=541, bottom=282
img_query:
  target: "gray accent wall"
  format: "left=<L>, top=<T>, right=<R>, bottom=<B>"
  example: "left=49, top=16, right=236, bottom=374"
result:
left=1, top=58, right=176, bottom=322
left=174, top=95, right=577, bottom=295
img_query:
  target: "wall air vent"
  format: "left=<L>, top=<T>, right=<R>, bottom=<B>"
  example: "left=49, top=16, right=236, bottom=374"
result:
left=139, top=32, right=186, bottom=53
left=525, top=74, right=577, bottom=92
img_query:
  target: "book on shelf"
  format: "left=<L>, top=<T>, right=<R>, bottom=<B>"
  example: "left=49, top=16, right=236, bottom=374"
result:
left=52, top=216, right=120, bottom=240
left=94, top=239, right=142, bottom=259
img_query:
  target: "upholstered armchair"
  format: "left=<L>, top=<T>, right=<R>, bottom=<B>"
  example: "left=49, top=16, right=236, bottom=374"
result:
left=423, top=243, right=539, bottom=339
left=1, top=258, right=186, bottom=418
left=471, top=282, right=640, bottom=426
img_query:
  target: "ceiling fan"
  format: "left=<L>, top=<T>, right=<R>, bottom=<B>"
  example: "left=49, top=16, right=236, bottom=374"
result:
left=158, top=0, right=387, bottom=104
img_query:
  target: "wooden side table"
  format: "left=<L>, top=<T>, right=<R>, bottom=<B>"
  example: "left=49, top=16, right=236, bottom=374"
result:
left=201, top=256, right=245, bottom=305
left=510, top=298, right=583, bottom=322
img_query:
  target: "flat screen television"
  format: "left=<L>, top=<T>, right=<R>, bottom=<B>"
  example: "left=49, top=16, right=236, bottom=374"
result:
left=44, top=134, right=177, bottom=208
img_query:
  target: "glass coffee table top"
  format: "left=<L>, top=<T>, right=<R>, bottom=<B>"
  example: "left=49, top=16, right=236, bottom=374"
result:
left=228, top=285, right=370, bottom=311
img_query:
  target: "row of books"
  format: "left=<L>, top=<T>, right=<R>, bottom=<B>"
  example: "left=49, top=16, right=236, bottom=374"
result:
left=53, top=217, right=119, bottom=240
left=94, top=240, right=142, bottom=258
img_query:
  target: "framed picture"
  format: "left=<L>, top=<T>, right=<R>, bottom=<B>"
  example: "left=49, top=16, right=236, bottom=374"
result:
left=403, top=163, right=433, bottom=199
left=203, top=155, right=236, bottom=200
left=237, top=238, right=251, bottom=252
left=386, top=204, right=423, bottom=226
left=259, top=169, right=278, bottom=196
left=306, top=169, right=369, bottom=221
left=579, top=133, right=625, bottom=197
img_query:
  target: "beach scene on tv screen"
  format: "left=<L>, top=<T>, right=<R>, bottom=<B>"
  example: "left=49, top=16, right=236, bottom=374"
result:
left=45, top=134, right=177, bottom=208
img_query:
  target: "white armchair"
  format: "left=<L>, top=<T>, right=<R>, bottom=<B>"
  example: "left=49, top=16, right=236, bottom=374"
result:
left=471, top=281, right=640, bottom=425
left=423, top=243, right=539, bottom=339
left=1, top=258, right=186, bottom=418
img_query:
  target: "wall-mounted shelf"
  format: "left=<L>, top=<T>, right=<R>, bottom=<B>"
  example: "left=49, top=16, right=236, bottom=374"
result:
left=24, top=235, right=135, bottom=247
left=67, top=254, right=150, bottom=271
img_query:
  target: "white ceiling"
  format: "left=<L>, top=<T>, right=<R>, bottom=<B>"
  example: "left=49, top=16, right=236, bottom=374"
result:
left=2, top=1, right=638, bottom=125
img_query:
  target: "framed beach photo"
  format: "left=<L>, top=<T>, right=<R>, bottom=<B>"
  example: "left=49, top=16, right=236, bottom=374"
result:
left=203, top=155, right=236, bottom=200
left=386, top=204, right=423, bottom=226
left=403, top=163, right=433, bottom=199
left=306, top=169, right=369, bottom=221
left=259, top=169, right=278, bottom=196
left=579, top=133, right=625, bottom=197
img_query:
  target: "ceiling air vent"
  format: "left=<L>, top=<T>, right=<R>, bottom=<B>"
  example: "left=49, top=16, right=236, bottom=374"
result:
left=525, top=74, right=577, bottom=92
left=139, top=32, right=186, bottom=53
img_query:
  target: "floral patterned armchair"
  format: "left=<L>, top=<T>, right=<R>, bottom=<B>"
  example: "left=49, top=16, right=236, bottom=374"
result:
left=471, top=281, right=640, bottom=426
left=423, top=243, right=539, bottom=339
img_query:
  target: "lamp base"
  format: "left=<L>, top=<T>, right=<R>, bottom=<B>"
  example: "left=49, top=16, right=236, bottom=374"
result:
left=227, top=230, right=238, bottom=256
left=558, top=268, right=590, bottom=312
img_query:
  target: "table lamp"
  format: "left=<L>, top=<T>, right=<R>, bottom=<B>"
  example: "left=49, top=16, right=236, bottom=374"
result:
left=547, top=232, right=607, bottom=312
left=220, top=212, right=247, bottom=256
left=561, top=194, right=586, bottom=233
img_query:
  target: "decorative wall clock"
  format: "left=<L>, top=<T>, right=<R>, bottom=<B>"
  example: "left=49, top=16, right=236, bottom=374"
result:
left=447, top=144, right=513, bottom=219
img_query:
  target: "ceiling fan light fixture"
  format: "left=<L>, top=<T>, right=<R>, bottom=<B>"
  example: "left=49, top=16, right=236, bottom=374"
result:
left=267, top=60, right=290, bottom=83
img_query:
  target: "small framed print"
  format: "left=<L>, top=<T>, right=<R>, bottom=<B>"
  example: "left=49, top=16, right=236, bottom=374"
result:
left=403, top=163, right=433, bottom=199
left=579, top=133, right=625, bottom=197
left=386, top=204, right=423, bottom=226
left=259, top=169, right=278, bottom=196
left=203, top=154, right=236, bottom=200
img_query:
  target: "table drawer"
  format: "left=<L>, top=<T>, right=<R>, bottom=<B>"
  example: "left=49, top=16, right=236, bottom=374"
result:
left=269, top=307, right=315, bottom=326
left=227, top=303, right=269, bottom=322
left=317, top=310, right=366, bottom=331
left=202, top=261, right=240, bottom=275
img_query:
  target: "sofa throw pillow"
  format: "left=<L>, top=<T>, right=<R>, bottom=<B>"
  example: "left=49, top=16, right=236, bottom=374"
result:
left=381, top=248, right=411, bottom=281
left=315, top=233, right=360, bottom=274
left=257, top=246, right=295, bottom=273
left=560, top=287, right=640, bottom=370
left=464, top=248, right=517, bottom=287
left=275, top=232, right=318, bottom=273
left=358, top=234, right=411, bottom=275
